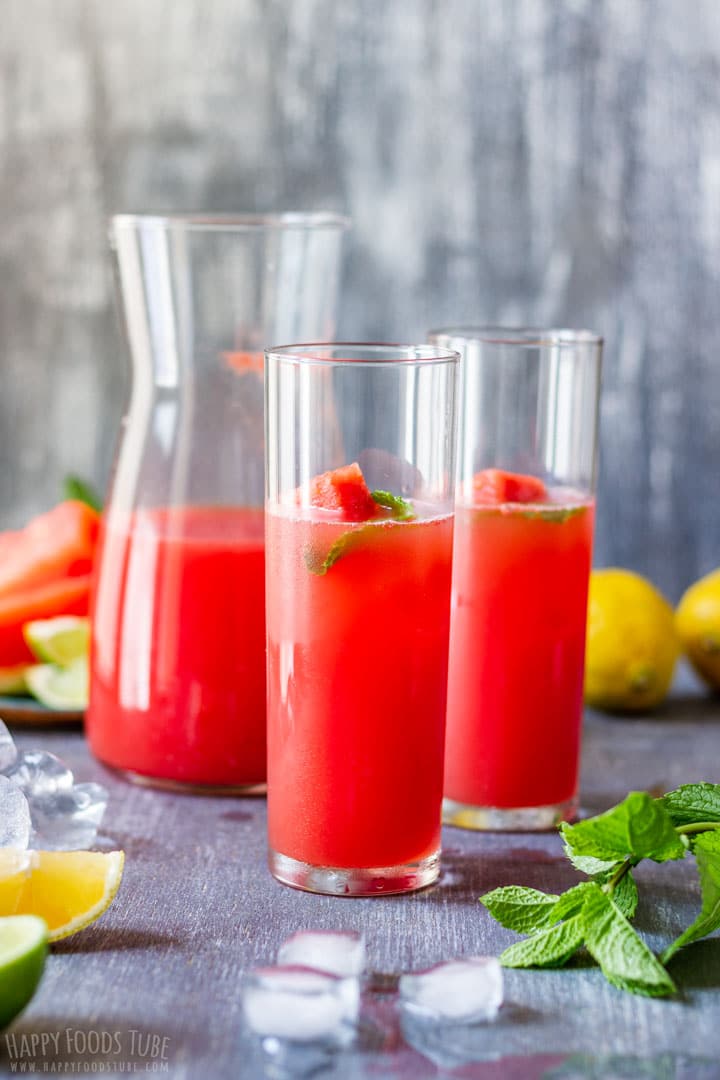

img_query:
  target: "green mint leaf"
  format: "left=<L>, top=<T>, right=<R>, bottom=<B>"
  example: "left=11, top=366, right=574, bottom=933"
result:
left=479, top=886, right=560, bottom=933
left=606, top=870, right=639, bottom=920
left=500, top=914, right=586, bottom=969
left=517, top=505, right=588, bottom=523
left=370, top=489, right=416, bottom=520
left=581, top=883, right=676, bottom=997
left=561, top=793, right=686, bottom=865
left=662, top=783, right=720, bottom=828
left=563, top=847, right=621, bottom=877
left=63, top=474, right=103, bottom=512
left=304, top=525, right=373, bottom=576
left=662, top=830, right=720, bottom=963
left=549, top=882, right=595, bottom=921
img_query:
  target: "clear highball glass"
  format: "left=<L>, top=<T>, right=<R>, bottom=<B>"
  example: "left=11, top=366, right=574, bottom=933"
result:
left=429, top=328, right=603, bottom=830
left=265, top=343, right=459, bottom=894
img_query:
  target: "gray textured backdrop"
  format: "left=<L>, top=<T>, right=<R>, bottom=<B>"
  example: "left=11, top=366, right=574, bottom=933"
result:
left=1, top=0, right=719, bottom=600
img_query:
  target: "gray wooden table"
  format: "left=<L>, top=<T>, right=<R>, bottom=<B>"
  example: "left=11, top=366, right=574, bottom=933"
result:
left=1, top=667, right=719, bottom=1079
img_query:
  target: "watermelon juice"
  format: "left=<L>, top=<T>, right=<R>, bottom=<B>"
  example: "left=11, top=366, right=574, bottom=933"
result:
left=444, top=472, right=594, bottom=824
left=87, top=505, right=266, bottom=788
left=266, top=493, right=454, bottom=887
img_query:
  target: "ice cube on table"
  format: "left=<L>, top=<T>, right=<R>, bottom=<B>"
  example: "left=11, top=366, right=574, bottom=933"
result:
left=399, top=957, right=503, bottom=1023
left=0, top=720, right=17, bottom=772
left=0, top=775, right=31, bottom=849
left=242, top=966, right=360, bottom=1045
left=30, top=782, right=108, bottom=850
left=4, top=750, right=74, bottom=799
left=277, top=930, right=366, bottom=978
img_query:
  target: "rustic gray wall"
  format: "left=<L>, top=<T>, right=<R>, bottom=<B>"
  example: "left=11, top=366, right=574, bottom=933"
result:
left=1, top=0, right=719, bottom=600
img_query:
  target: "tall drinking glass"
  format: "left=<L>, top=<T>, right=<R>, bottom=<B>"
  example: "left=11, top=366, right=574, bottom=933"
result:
left=429, top=328, right=602, bottom=829
left=87, top=214, right=348, bottom=791
left=265, top=343, right=459, bottom=894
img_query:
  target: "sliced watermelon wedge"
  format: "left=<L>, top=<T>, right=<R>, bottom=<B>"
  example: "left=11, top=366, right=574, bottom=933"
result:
left=0, top=502, right=100, bottom=600
left=310, top=462, right=379, bottom=522
left=472, top=468, right=548, bottom=505
left=0, top=575, right=92, bottom=668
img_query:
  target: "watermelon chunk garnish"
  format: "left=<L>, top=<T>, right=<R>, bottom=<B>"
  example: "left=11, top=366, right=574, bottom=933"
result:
left=472, top=468, right=548, bottom=505
left=310, top=462, right=379, bottom=522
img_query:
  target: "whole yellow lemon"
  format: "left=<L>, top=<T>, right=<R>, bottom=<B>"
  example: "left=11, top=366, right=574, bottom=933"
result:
left=584, top=569, right=679, bottom=711
left=676, top=568, right=720, bottom=690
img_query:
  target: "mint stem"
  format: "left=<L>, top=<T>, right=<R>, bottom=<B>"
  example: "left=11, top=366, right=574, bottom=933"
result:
left=602, top=858, right=636, bottom=895
left=677, top=822, right=720, bottom=836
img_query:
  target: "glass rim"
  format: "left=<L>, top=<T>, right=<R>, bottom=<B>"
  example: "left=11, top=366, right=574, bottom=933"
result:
left=265, top=342, right=460, bottom=368
left=111, top=211, right=351, bottom=233
left=429, top=326, right=603, bottom=348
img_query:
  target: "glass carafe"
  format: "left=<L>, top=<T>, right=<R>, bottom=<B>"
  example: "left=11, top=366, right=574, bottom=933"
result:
left=86, top=213, right=348, bottom=791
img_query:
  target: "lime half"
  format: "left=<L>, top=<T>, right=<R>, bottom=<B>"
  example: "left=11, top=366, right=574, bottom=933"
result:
left=23, top=616, right=90, bottom=667
left=0, top=915, right=47, bottom=1028
left=25, top=657, right=89, bottom=711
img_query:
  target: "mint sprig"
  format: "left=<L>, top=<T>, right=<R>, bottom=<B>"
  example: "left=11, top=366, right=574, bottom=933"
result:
left=305, top=488, right=415, bottom=575
left=370, top=490, right=416, bottom=520
left=480, top=783, right=720, bottom=997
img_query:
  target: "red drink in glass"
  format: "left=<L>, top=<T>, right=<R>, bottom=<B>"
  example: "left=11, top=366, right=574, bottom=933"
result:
left=87, top=506, right=266, bottom=788
left=266, top=506, right=453, bottom=874
left=444, top=485, right=594, bottom=818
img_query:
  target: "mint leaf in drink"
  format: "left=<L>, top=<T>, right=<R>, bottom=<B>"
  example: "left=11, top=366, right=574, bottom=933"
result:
left=662, top=783, right=720, bottom=829
left=500, top=915, right=586, bottom=969
left=561, top=793, right=685, bottom=864
left=662, top=831, right=720, bottom=963
left=479, top=886, right=561, bottom=933
left=518, top=505, right=587, bottom=524
left=63, top=474, right=103, bottom=512
left=581, top=883, right=676, bottom=997
left=370, top=489, right=416, bottom=521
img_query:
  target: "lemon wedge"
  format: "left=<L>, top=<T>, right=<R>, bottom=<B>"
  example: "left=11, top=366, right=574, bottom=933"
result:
left=1, top=850, right=124, bottom=942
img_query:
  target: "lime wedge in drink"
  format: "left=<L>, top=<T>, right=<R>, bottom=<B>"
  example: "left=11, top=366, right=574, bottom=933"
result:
left=23, top=616, right=90, bottom=667
left=25, top=657, right=89, bottom=711
left=0, top=915, right=47, bottom=1028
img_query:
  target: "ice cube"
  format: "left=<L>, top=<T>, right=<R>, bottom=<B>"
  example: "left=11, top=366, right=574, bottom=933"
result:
left=399, top=957, right=503, bottom=1023
left=0, top=719, right=17, bottom=772
left=0, top=775, right=31, bottom=849
left=30, top=782, right=108, bottom=850
left=277, top=930, right=366, bottom=978
left=242, top=966, right=360, bottom=1045
left=4, top=750, right=74, bottom=799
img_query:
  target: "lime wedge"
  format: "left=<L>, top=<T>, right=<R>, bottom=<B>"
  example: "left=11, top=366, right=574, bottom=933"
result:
left=0, top=665, right=30, bottom=696
left=25, top=657, right=89, bottom=711
left=0, top=915, right=47, bottom=1028
left=23, top=616, right=90, bottom=667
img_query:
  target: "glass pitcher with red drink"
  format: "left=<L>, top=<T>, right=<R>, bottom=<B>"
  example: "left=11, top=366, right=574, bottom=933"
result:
left=87, top=213, right=347, bottom=791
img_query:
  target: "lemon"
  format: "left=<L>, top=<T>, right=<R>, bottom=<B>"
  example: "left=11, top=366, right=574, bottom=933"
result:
left=25, top=656, right=89, bottom=711
left=676, top=568, right=720, bottom=690
left=584, top=569, right=679, bottom=711
left=23, top=616, right=90, bottom=667
left=0, top=915, right=47, bottom=1028
left=0, top=851, right=32, bottom=915
left=1, top=850, right=124, bottom=942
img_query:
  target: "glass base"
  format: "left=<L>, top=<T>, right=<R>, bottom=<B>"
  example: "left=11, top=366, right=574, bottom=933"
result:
left=114, top=767, right=266, bottom=797
left=442, top=795, right=578, bottom=831
left=269, top=848, right=440, bottom=896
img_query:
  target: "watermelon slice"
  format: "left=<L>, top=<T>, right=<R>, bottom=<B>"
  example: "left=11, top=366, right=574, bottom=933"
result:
left=473, top=468, right=548, bottom=505
left=0, top=502, right=100, bottom=600
left=310, top=463, right=379, bottom=522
